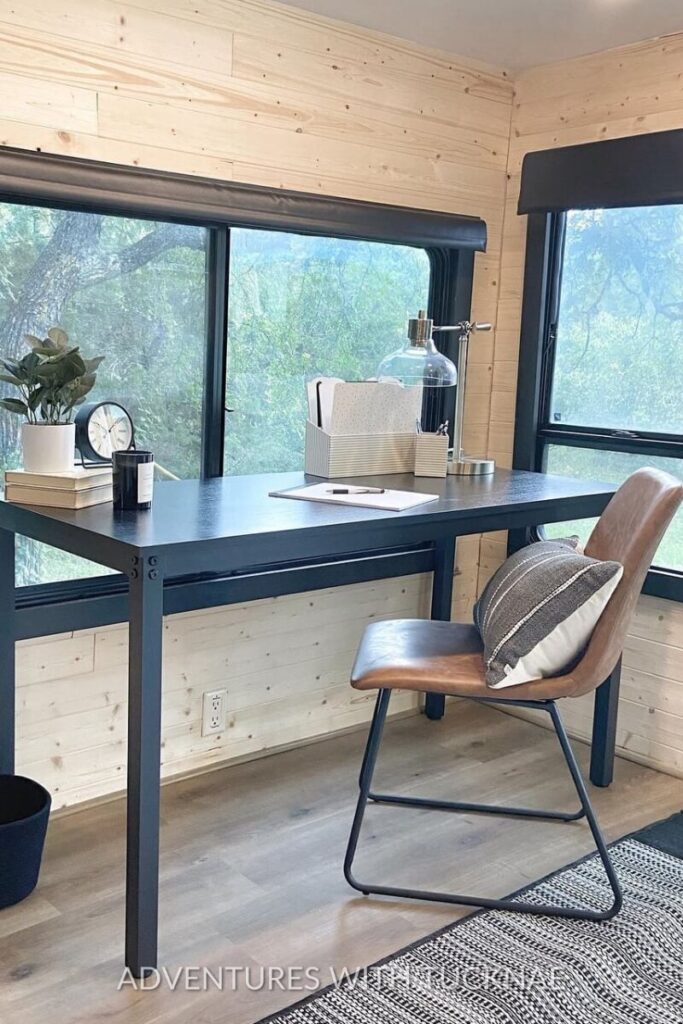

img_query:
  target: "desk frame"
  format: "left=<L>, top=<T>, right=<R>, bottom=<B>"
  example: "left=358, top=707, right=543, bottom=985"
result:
left=0, top=483, right=618, bottom=976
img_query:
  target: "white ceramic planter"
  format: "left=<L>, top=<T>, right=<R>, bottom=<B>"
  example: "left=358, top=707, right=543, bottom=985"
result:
left=21, top=423, right=75, bottom=474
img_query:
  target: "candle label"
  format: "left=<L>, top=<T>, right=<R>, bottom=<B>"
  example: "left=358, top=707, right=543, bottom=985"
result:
left=137, top=461, right=154, bottom=504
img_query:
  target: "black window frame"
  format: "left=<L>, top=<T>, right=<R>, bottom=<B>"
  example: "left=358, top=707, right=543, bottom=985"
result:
left=513, top=210, right=683, bottom=602
left=0, top=146, right=484, bottom=631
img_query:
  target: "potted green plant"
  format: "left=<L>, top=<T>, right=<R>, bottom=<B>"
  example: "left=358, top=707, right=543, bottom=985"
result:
left=0, top=327, right=104, bottom=474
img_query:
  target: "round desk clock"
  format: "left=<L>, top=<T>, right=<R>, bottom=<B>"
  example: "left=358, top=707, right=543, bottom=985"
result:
left=74, top=401, right=135, bottom=465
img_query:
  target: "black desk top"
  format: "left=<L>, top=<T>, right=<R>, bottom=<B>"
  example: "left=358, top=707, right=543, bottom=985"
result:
left=0, top=470, right=615, bottom=575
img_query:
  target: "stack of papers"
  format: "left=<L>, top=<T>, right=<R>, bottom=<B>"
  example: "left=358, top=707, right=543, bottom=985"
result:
left=269, top=482, right=439, bottom=511
left=306, top=377, right=422, bottom=435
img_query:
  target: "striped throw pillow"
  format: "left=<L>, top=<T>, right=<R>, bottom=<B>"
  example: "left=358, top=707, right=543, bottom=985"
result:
left=474, top=539, right=623, bottom=689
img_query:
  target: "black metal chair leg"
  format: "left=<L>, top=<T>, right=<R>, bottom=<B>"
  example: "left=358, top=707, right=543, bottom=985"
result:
left=367, top=792, right=584, bottom=822
left=368, top=697, right=585, bottom=822
left=358, top=687, right=385, bottom=789
left=550, top=702, right=623, bottom=915
left=345, top=689, right=391, bottom=895
left=344, top=694, right=622, bottom=921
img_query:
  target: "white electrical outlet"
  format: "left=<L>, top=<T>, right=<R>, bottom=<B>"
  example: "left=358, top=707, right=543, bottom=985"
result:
left=201, top=689, right=227, bottom=736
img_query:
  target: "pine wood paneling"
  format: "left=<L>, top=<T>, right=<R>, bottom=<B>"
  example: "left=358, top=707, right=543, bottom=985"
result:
left=0, top=0, right=235, bottom=75
left=0, top=70, right=98, bottom=133
left=17, top=633, right=95, bottom=686
left=0, top=117, right=237, bottom=178
left=16, top=576, right=429, bottom=808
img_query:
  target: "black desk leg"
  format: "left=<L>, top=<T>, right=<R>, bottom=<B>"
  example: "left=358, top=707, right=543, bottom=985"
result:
left=425, top=537, right=456, bottom=721
left=590, top=658, right=622, bottom=788
left=126, top=556, right=164, bottom=977
left=0, top=528, right=15, bottom=774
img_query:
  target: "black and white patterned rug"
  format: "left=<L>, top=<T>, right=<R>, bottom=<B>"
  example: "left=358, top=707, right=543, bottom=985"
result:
left=262, top=813, right=683, bottom=1023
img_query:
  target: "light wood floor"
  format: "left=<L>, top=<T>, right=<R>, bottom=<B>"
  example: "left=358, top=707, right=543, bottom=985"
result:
left=2, top=702, right=682, bottom=1024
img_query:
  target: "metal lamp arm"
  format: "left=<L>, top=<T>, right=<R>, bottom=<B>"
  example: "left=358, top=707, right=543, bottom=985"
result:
left=431, top=321, right=495, bottom=475
left=433, top=321, right=493, bottom=337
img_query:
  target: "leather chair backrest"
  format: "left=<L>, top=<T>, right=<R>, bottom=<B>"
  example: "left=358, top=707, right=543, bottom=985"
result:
left=560, top=468, right=683, bottom=697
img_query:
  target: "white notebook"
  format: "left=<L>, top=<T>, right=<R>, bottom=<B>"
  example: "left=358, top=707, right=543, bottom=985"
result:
left=269, top=482, right=439, bottom=512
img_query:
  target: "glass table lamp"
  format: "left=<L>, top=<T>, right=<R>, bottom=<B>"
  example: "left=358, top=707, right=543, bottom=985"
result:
left=377, top=310, right=457, bottom=432
left=377, top=311, right=494, bottom=473
left=377, top=309, right=458, bottom=388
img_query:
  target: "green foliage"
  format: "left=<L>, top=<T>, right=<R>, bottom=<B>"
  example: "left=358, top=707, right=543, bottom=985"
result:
left=547, top=206, right=683, bottom=568
left=224, top=229, right=430, bottom=475
left=552, top=207, right=683, bottom=434
left=0, top=205, right=206, bottom=584
left=0, top=326, right=104, bottom=424
left=546, top=445, right=683, bottom=571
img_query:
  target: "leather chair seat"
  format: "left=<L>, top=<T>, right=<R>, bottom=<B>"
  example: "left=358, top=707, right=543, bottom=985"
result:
left=351, top=619, right=490, bottom=697
left=352, top=618, right=600, bottom=702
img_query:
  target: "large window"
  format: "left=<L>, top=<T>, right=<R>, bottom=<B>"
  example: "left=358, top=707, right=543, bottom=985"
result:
left=0, top=200, right=447, bottom=594
left=549, top=208, right=683, bottom=435
left=0, top=149, right=483, bottom=633
left=524, top=206, right=683, bottom=585
left=0, top=203, right=208, bottom=587
left=225, top=229, right=430, bottom=475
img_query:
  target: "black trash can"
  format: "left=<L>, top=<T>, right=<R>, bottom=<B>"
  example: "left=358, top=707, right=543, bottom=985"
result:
left=0, top=775, right=51, bottom=909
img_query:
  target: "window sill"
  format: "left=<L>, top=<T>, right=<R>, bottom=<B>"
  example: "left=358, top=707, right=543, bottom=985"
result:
left=642, top=567, right=683, bottom=603
left=14, top=544, right=434, bottom=642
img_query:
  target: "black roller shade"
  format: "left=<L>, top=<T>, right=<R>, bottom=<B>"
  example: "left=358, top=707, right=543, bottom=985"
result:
left=519, top=128, right=683, bottom=213
left=0, top=146, right=486, bottom=251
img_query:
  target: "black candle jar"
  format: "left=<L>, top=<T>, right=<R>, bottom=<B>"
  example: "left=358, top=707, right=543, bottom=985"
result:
left=112, top=450, right=154, bottom=511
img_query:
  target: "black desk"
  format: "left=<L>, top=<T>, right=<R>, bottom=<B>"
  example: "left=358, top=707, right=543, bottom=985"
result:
left=0, top=469, right=617, bottom=974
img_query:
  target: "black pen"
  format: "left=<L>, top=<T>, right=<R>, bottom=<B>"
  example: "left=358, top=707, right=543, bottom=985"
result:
left=327, top=487, right=386, bottom=494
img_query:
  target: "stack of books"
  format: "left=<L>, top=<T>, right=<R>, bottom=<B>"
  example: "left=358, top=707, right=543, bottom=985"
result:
left=4, top=466, right=113, bottom=508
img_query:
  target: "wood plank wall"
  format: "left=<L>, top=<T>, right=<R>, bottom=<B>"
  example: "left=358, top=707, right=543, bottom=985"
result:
left=0, top=0, right=512, bottom=808
left=486, top=34, right=683, bottom=778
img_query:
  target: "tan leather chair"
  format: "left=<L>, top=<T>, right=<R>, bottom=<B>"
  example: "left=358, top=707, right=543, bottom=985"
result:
left=344, top=468, right=683, bottom=920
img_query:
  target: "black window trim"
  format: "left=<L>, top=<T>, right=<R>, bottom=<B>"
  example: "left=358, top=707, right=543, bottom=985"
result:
left=0, top=146, right=486, bottom=249
left=0, top=146, right=483, bottom=635
left=513, top=210, right=683, bottom=603
left=518, top=127, right=683, bottom=214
